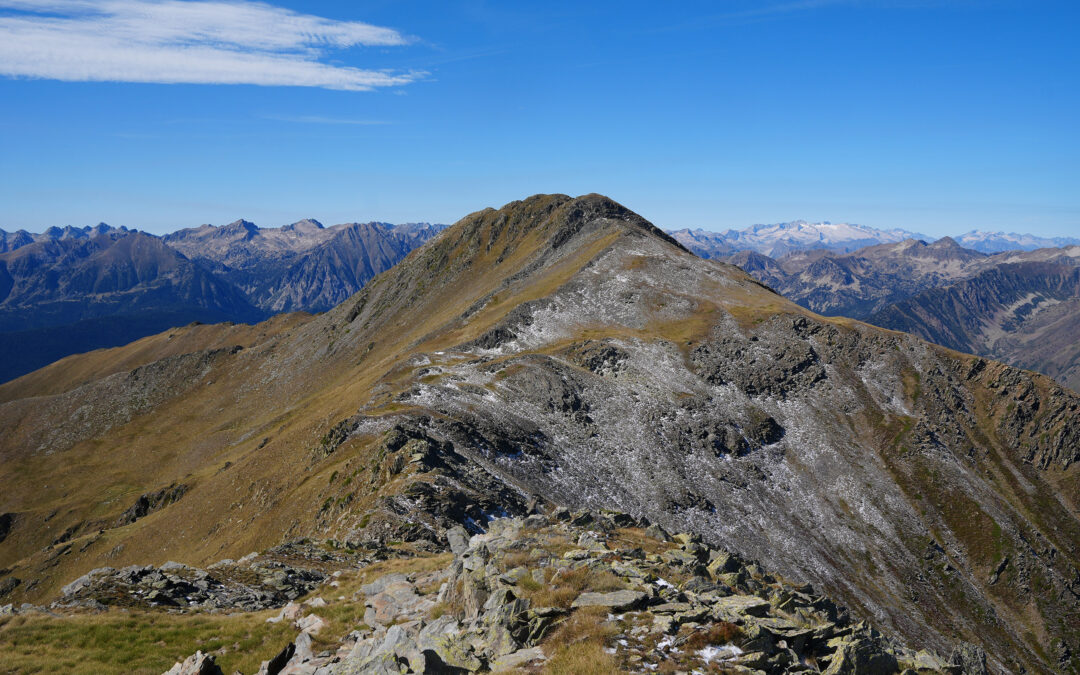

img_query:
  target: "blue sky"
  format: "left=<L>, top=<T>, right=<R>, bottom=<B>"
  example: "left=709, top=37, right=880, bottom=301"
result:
left=0, top=0, right=1077, bottom=237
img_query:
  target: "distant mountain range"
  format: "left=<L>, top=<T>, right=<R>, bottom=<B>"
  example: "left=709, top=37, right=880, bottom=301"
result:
left=954, top=230, right=1080, bottom=253
left=0, top=219, right=444, bottom=382
left=720, top=236, right=1080, bottom=390
left=163, top=218, right=443, bottom=312
left=2, top=216, right=1073, bottom=386
left=669, top=220, right=1080, bottom=258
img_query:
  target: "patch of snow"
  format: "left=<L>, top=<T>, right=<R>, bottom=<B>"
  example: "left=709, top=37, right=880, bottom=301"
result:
left=698, top=644, right=743, bottom=663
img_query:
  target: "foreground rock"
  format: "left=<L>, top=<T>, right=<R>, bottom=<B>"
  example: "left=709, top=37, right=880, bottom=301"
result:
left=164, top=650, right=224, bottom=675
left=163, top=511, right=984, bottom=674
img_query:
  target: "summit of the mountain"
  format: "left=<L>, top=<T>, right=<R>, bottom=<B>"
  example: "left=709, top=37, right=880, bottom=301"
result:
left=281, top=218, right=325, bottom=232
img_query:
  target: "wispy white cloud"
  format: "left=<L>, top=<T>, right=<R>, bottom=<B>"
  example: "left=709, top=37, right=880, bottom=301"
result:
left=0, top=0, right=423, bottom=90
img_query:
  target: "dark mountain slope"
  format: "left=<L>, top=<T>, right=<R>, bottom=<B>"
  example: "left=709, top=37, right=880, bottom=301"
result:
left=0, top=230, right=265, bottom=382
left=0, top=229, right=35, bottom=253
left=260, top=222, right=443, bottom=312
left=0, top=195, right=1076, bottom=673
left=872, top=262, right=1080, bottom=391
left=163, top=218, right=323, bottom=291
left=163, top=218, right=441, bottom=312
left=726, top=241, right=1080, bottom=391
left=0, top=219, right=440, bottom=384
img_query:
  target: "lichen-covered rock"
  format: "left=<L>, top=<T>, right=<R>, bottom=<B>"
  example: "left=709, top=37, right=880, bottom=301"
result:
left=823, top=634, right=900, bottom=675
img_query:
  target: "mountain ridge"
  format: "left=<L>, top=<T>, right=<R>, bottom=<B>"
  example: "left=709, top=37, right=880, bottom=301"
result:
left=667, top=221, right=1080, bottom=258
left=0, top=194, right=1077, bottom=673
left=669, top=220, right=930, bottom=258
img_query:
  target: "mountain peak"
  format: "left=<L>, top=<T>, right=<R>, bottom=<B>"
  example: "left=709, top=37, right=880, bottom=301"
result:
left=331, top=193, right=696, bottom=348
left=458, top=193, right=688, bottom=257
left=929, top=235, right=959, bottom=248
left=223, top=218, right=259, bottom=233
left=283, top=218, right=324, bottom=232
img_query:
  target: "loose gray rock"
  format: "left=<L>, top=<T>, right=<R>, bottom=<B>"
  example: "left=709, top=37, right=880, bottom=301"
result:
left=571, top=589, right=646, bottom=611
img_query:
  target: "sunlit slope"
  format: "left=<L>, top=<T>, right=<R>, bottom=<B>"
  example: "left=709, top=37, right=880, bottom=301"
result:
left=0, top=194, right=702, bottom=598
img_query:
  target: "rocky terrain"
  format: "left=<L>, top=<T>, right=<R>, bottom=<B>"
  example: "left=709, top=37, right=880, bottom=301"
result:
left=4, top=511, right=987, bottom=674
left=0, top=194, right=1077, bottom=673
left=0, top=219, right=441, bottom=383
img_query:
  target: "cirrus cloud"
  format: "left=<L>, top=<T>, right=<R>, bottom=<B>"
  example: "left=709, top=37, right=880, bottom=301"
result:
left=0, top=0, right=423, bottom=91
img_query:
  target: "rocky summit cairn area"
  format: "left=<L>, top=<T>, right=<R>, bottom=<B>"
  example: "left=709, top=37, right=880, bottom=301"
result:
left=3, top=509, right=990, bottom=674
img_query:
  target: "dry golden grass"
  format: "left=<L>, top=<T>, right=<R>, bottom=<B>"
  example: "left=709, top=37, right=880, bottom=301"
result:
left=542, top=641, right=622, bottom=675
left=541, top=607, right=623, bottom=675
left=520, top=566, right=627, bottom=609
left=335, top=552, right=453, bottom=595
left=610, top=527, right=677, bottom=555
left=497, top=549, right=534, bottom=571
left=681, top=622, right=743, bottom=650
left=516, top=575, right=544, bottom=594
left=0, top=608, right=293, bottom=675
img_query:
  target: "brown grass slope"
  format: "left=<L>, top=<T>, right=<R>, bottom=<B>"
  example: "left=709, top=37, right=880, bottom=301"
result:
left=0, top=194, right=672, bottom=597
left=0, top=194, right=1077, bottom=673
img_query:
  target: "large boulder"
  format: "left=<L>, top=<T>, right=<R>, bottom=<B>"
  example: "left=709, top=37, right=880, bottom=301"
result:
left=823, top=635, right=900, bottom=675
left=162, top=650, right=223, bottom=675
left=446, top=526, right=470, bottom=556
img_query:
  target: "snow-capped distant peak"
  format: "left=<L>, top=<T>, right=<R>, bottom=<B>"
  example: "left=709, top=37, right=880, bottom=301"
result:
left=954, top=230, right=1080, bottom=254
left=687, top=220, right=932, bottom=257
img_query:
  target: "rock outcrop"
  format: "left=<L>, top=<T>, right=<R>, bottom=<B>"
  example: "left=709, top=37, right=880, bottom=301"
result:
left=169, top=512, right=977, bottom=674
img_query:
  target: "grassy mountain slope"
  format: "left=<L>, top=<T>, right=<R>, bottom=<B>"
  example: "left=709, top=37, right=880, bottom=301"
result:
left=0, top=195, right=1077, bottom=673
